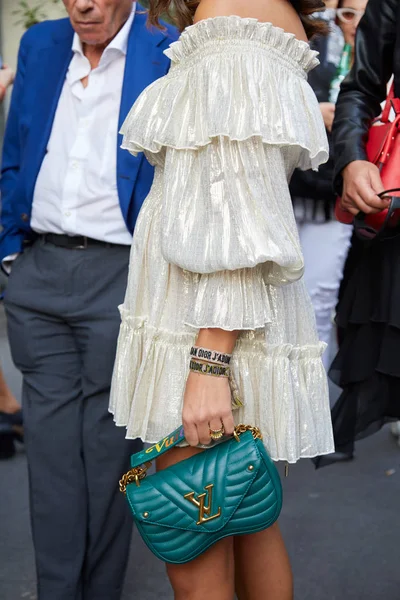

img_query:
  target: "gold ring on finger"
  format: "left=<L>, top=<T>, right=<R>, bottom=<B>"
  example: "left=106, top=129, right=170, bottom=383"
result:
left=209, top=426, right=225, bottom=440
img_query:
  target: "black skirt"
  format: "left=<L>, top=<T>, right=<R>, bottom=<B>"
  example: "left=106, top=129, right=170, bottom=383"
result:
left=318, top=232, right=400, bottom=465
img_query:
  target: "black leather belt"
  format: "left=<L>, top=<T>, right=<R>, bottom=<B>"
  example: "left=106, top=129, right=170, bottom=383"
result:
left=40, top=233, right=125, bottom=250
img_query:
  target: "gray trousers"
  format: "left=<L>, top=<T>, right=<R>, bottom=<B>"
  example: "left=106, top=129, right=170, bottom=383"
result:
left=4, top=239, right=140, bottom=600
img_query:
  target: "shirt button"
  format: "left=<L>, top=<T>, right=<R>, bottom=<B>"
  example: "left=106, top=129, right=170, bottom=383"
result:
left=70, top=161, right=79, bottom=170
left=21, top=213, right=29, bottom=222
left=64, top=211, right=71, bottom=217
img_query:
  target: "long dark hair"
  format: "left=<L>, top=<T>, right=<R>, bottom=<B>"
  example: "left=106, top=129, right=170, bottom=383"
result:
left=147, top=0, right=328, bottom=38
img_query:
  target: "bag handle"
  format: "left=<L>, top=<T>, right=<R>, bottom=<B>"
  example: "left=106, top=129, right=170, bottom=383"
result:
left=131, top=425, right=186, bottom=469
left=378, top=188, right=400, bottom=196
left=381, top=82, right=395, bottom=123
left=119, top=424, right=263, bottom=493
left=381, top=82, right=400, bottom=123
left=119, top=425, right=185, bottom=493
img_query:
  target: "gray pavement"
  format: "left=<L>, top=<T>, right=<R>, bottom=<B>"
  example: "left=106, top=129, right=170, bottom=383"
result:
left=1, top=304, right=400, bottom=600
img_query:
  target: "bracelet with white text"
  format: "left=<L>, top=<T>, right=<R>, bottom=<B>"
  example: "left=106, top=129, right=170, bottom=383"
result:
left=189, top=359, right=230, bottom=378
left=190, top=346, right=232, bottom=366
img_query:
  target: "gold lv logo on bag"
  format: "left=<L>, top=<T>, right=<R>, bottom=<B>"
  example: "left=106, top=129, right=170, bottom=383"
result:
left=184, top=484, right=222, bottom=526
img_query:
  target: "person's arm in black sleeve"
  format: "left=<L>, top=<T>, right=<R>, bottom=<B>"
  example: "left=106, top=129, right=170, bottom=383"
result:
left=332, top=0, right=397, bottom=195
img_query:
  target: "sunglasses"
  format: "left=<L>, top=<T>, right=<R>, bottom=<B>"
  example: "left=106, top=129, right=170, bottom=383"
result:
left=354, top=189, right=400, bottom=241
left=336, top=8, right=365, bottom=23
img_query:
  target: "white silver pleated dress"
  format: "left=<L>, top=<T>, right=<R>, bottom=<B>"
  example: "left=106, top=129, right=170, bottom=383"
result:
left=109, top=16, right=335, bottom=463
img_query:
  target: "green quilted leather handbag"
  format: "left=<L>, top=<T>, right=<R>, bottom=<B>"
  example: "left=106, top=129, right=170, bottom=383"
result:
left=119, top=424, right=283, bottom=564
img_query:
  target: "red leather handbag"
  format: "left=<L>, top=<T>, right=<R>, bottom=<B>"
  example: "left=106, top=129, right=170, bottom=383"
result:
left=335, top=84, right=400, bottom=237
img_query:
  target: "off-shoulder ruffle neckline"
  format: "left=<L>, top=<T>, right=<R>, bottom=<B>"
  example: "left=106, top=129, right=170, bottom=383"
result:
left=120, top=13, right=328, bottom=169
left=165, top=15, right=319, bottom=73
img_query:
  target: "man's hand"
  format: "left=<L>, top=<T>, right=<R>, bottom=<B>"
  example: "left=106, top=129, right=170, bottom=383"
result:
left=320, top=102, right=335, bottom=132
left=341, top=160, right=388, bottom=215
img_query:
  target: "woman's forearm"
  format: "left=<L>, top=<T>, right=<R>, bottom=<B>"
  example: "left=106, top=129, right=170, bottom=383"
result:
left=195, top=328, right=239, bottom=354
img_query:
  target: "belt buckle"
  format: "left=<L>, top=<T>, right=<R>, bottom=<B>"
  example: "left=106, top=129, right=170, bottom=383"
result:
left=75, top=236, right=88, bottom=249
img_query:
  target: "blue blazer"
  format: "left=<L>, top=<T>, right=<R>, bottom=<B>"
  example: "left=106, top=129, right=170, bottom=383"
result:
left=0, top=11, right=178, bottom=262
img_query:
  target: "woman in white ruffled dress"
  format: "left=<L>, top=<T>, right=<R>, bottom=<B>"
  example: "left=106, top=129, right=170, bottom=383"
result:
left=110, top=0, right=334, bottom=597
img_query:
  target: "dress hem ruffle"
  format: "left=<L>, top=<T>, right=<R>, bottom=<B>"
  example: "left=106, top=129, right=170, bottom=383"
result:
left=109, top=316, right=333, bottom=464
left=108, top=419, right=335, bottom=465
left=184, top=321, right=267, bottom=331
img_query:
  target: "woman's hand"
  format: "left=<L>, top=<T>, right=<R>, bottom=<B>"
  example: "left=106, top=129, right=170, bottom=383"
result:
left=341, top=160, right=388, bottom=215
left=0, top=65, right=15, bottom=92
left=182, top=372, right=235, bottom=446
left=319, top=102, right=335, bottom=132
left=182, top=328, right=239, bottom=446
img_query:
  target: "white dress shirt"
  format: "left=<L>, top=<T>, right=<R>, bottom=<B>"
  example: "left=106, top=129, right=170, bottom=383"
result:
left=30, top=5, right=136, bottom=246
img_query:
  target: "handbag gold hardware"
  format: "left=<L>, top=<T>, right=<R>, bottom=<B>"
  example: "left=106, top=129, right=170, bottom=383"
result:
left=119, top=425, right=263, bottom=494
left=184, top=483, right=222, bottom=525
left=234, top=424, right=262, bottom=441
left=119, top=461, right=152, bottom=494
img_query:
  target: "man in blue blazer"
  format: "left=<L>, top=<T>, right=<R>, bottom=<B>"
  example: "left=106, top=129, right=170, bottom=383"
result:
left=0, top=2, right=177, bottom=598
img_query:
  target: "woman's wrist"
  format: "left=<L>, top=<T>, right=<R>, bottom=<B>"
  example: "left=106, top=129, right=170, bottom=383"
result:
left=0, top=83, right=6, bottom=102
left=195, top=328, right=239, bottom=354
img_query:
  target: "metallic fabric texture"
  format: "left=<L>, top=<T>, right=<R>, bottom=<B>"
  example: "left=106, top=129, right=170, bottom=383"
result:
left=109, top=17, right=334, bottom=463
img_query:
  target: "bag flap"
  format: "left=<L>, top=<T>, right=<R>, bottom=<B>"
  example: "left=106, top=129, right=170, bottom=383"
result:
left=367, top=121, right=393, bottom=165
left=126, top=431, right=261, bottom=533
left=367, top=112, right=400, bottom=166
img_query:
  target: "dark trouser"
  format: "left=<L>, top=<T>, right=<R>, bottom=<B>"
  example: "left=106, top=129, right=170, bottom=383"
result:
left=4, top=239, right=140, bottom=600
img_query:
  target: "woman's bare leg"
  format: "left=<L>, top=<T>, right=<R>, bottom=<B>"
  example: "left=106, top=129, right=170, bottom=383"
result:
left=157, top=446, right=235, bottom=600
left=234, top=524, right=293, bottom=600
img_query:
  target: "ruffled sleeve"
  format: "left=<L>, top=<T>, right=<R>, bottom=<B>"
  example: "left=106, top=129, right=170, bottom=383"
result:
left=121, top=17, right=329, bottom=330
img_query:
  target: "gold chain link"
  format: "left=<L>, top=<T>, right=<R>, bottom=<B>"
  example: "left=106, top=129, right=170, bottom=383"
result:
left=119, top=463, right=151, bottom=494
left=234, top=424, right=263, bottom=441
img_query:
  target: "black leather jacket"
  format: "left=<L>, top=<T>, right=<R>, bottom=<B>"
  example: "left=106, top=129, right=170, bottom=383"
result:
left=289, top=31, right=339, bottom=212
left=333, top=0, right=400, bottom=193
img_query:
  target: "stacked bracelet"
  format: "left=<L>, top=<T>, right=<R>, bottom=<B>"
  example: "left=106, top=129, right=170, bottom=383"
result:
left=190, top=346, right=232, bottom=366
left=189, top=346, right=243, bottom=406
left=190, top=359, right=230, bottom=378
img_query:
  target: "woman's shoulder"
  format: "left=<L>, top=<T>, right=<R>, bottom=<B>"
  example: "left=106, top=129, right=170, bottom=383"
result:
left=194, top=0, right=307, bottom=42
left=119, top=0, right=327, bottom=167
